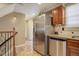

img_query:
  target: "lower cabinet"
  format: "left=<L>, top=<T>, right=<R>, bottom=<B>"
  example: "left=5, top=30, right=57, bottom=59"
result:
left=49, top=39, right=66, bottom=56
left=67, top=39, right=79, bottom=56
left=48, top=38, right=79, bottom=56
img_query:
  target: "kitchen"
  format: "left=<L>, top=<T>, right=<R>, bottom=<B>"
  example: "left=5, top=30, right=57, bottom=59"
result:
left=0, top=3, right=79, bottom=56
left=33, top=3, right=79, bottom=56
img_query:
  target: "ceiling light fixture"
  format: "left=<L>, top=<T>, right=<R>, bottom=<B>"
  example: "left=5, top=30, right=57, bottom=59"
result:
left=37, top=3, right=41, bottom=4
left=32, top=13, right=36, bottom=16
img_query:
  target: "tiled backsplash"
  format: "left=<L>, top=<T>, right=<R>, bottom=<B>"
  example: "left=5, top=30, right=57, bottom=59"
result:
left=64, top=27, right=79, bottom=32
left=64, top=27, right=79, bottom=36
left=52, top=24, right=79, bottom=36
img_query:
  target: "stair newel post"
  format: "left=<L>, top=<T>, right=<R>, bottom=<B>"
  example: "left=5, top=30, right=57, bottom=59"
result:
left=13, top=27, right=16, bottom=56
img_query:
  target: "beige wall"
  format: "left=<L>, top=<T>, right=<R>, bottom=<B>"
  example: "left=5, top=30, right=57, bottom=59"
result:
left=26, top=19, right=33, bottom=41
left=0, top=12, right=26, bottom=46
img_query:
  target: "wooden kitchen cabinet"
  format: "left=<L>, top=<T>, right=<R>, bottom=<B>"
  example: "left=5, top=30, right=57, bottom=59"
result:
left=67, top=39, right=79, bottom=56
left=52, top=5, right=64, bottom=25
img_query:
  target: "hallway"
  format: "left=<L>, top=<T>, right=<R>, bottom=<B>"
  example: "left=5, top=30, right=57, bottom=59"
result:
left=16, top=40, right=41, bottom=56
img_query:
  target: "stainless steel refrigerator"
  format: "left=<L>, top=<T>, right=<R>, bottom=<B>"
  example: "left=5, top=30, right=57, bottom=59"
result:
left=33, top=14, right=47, bottom=55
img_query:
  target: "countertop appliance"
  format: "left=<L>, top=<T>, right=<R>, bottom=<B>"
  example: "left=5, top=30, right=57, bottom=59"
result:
left=48, top=38, right=66, bottom=56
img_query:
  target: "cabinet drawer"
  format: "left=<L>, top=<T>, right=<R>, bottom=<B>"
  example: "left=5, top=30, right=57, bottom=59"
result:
left=67, top=47, right=79, bottom=56
left=67, top=39, right=79, bottom=56
left=67, top=39, right=79, bottom=48
left=67, top=46, right=79, bottom=51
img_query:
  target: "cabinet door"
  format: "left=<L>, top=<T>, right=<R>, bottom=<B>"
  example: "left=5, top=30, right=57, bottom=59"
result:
left=58, top=6, right=64, bottom=24
left=52, top=5, right=64, bottom=25
left=67, top=39, right=79, bottom=56
left=52, top=9, right=59, bottom=24
left=67, top=47, right=79, bottom=56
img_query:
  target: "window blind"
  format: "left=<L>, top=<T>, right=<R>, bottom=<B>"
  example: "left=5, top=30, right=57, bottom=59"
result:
left=66, top=4, right=79, bottom=27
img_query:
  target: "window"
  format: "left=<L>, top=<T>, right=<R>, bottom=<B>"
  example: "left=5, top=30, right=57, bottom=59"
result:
left=66, top=4, right=79, bottom=27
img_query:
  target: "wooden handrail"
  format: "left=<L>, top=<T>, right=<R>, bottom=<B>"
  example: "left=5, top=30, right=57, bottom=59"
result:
left=0, top=28, right=17, bottom=56
left=0, top=32, right=17, bottom=56
left=0, top=31, right=13, bottom=33
left=0, top=32, right=17, bottom=47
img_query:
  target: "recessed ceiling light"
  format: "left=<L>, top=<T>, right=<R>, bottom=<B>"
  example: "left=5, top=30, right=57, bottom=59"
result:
left=37, top=3, right=41, bottom=4
left=32, top=13, right=36, bottom=16
left=12, top=17, right=16, bottom=23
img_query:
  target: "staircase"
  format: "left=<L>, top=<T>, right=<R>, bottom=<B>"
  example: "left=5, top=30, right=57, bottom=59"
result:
left=0, top=29, right=17, bottom=56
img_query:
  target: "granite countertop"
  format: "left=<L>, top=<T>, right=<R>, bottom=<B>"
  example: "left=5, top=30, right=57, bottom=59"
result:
left=47, top=34, right=79, bottom=41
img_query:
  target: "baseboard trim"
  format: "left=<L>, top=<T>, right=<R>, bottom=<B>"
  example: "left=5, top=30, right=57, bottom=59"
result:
left=15, top=43, right=26, bottom=48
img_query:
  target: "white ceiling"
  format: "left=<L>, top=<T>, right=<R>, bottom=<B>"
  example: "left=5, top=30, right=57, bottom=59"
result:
left=14, top=3, right=40, bottom=18
left=0, top=3, right=62, bottom=19
left=0, top=3, right=15, bottom=17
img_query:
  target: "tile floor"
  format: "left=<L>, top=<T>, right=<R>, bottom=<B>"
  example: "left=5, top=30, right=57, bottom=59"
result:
left=16, top=40, right=41, bottom=56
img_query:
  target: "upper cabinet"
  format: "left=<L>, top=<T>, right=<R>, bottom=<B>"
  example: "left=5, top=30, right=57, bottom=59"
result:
left=52, top=5, right=64, bottom=25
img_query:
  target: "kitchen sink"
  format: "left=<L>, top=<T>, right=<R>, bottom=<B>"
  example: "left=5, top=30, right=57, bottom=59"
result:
left=72, top=36, right=79, bottom=38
